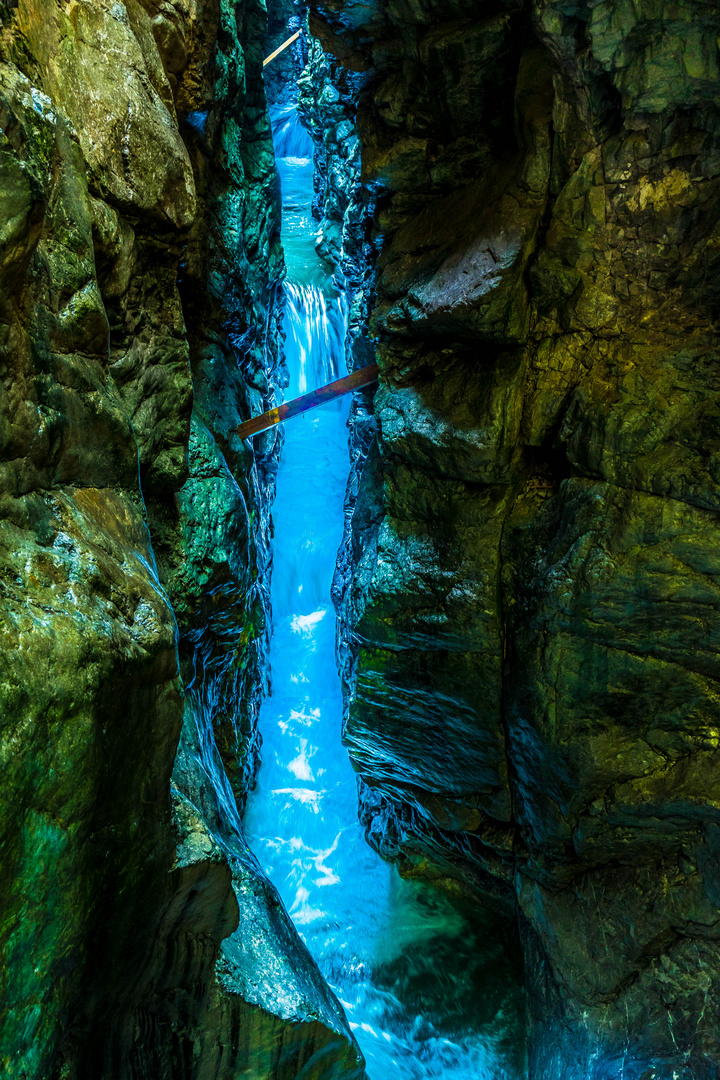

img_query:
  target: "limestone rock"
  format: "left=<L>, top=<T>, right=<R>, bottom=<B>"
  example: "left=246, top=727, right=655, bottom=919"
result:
left=0, top=1, right=362, bottom=1076
left=15, top=0, right=195, bottom=226
left=311, top=0, right=720, bottom=1074
left=0, top=484, right=183, bottom=1078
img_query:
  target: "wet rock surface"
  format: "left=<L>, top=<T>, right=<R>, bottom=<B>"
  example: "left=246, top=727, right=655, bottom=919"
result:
left=0, top=1, right=363, bottom=1077
left=4, top=0, right=720, bottom=1074
left=263, top=0, right=308, bottom=109
left=308, top=0, right=720, bottom=1076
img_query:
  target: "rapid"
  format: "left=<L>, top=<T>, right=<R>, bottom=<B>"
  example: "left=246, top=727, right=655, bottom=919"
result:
left=242, top=103, right=526, bottom=1080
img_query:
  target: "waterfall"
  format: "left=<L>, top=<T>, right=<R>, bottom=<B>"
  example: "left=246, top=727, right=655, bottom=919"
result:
left=284, top=281, right=345, bottom=393
left=243, top=103, right=525, bottom=1080
left=272, top=102, right=314, bottom=159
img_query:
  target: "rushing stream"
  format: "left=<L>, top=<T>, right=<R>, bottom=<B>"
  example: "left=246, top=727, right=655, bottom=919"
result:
left=243, top=103, right=526, bottom=1080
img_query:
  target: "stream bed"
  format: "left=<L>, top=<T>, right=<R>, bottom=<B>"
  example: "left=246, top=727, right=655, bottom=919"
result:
left=243, top=104, right=526, bottom=1080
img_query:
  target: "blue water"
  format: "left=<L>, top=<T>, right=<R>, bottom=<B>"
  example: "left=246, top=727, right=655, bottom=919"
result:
left=243, top=104, right=525, bottom=1080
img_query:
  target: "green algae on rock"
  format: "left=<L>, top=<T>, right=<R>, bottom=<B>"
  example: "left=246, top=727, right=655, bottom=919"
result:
left=310, top=0, right=720, bottom=1075
left=0, top=1, right=365, bottom=1077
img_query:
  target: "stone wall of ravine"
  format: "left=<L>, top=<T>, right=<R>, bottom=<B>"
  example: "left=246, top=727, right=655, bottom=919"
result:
left=0, top=2, right=364, bottom=1076
left=308, top=1, right=720, bottom=1076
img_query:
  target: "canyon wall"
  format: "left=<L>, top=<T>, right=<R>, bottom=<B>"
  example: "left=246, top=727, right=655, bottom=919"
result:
left=0, top=2, right=362, bottom=1077
left=263, top=0, right=306, bottom=106
left=308, top=0, right=720, bottom=1076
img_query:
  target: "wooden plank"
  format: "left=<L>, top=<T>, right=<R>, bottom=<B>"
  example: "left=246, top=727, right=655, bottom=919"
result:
left=263, top=30, right=302, bottom=67
left=237, top=364, right=379, bottom=440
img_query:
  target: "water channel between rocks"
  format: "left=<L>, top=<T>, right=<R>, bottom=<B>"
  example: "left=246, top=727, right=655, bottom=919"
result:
left=242, top=104, right=526, bottom=1080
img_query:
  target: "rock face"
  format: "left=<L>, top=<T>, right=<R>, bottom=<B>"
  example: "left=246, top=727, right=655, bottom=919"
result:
left=263, top=0, right=307, bottom=108
left=4, top=0, right=720, bottom=1074
left=0, top=2, right=363, bottom=1077
left=307, top=0, right=720, bottom=1076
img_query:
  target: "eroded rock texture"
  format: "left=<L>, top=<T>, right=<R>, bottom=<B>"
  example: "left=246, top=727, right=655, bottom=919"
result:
left=0, top=2, right=363, bottom=1077
left=308, top=1, right=720, bottom=1076
left=263, top=0, right=307, bottom=107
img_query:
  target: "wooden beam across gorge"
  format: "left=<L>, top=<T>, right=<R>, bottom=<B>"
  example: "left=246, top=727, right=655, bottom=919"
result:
left=237, top=364, right=379, bottom=440
left=263, top=31, right=301, bottom=67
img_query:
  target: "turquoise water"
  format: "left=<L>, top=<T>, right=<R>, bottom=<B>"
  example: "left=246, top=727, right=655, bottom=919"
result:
left=243, top=104, right=526, bottom=1080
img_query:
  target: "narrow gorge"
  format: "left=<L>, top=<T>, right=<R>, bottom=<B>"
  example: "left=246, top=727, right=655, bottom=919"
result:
left=1, top=2, right=719, bottom=1080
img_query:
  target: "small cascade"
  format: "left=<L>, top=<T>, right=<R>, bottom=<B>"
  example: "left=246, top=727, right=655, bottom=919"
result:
left=271, top=102, right=314, bottom=159
left=243, top=104, right=526, bottom=1080
left=284, top=281, right=346, bottom=393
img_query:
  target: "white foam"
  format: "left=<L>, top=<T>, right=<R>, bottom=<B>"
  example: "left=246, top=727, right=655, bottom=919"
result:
left=290, top=609, right=326, bottom=634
